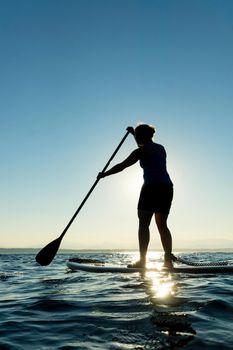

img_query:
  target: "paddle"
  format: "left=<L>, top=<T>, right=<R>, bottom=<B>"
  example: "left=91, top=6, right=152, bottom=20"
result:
left=35, top=127, right=134, bottom=266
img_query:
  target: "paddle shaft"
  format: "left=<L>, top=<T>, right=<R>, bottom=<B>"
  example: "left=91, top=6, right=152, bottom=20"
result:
left=59, top=129, right=131, bottom=239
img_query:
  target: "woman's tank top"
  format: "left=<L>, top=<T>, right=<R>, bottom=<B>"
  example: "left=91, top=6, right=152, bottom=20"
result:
left=139, top=142, right=173, bottom=186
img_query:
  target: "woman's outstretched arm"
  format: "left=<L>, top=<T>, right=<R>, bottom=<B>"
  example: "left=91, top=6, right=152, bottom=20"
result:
left=97, top=149, right=140, bottom=179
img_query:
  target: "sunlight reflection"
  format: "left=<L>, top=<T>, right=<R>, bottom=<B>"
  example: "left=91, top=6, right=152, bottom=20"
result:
left=127, top=251, right=175, bottom=303
left=125, top=251, right=196, bottom=342
left=145, top=272, right=175, bottom=300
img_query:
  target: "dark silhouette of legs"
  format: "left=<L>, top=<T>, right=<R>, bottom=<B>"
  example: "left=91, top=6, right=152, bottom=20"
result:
left=137, top=210, right=153, bottom=265
left=128, top=210, right=173, bottom=268
left=155, top=213, right=173, bottom=267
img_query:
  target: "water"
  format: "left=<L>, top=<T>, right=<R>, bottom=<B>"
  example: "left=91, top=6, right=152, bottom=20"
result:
left=0, top=250, right=232, bottom=349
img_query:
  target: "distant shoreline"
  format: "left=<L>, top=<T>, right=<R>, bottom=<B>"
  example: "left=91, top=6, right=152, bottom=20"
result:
left=0, top=248, right=233, bottom=254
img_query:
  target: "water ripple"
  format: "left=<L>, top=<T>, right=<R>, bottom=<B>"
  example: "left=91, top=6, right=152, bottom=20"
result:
left=0, top=251, right=232, bottom=349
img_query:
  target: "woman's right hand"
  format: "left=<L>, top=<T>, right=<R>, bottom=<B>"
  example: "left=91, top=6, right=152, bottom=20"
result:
left=126, top=126, right=135, bottom=135
left=97, top=172, right=105, bottom=180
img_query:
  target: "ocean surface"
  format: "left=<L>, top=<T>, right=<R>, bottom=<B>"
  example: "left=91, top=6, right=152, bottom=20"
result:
left=0, top=250, right=233, bottom=350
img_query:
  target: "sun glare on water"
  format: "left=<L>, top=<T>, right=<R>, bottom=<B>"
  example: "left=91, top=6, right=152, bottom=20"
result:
left=128, top=251, right=176, bottom=303
left=143, top=271, right=175, bottom=305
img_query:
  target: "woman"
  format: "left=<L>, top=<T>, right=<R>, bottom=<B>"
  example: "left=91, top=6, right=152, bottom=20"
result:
left=98, top=124, right=175, bottom=269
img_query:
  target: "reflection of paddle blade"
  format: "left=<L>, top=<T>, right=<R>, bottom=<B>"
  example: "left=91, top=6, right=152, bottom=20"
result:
left=35, top=236, right=62, bottom=266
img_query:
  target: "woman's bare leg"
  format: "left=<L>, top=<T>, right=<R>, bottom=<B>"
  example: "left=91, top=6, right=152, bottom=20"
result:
left=137, top=210, right=153, bottom=265
left=155, top=213, right=173, bottom=267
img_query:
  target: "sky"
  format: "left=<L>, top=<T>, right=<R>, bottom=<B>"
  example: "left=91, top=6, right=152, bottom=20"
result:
left=1, top=0, right=233, bottom=251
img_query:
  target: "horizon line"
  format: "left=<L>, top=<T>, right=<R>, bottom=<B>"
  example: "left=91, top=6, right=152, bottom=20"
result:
left=0, top=247, right=233, bottom=252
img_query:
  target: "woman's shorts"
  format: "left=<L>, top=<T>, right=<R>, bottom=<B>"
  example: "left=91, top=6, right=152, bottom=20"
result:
left=137, top=184, right=173, bottom=214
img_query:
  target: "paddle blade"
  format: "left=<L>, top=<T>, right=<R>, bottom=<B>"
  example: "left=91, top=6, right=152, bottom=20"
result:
left=35, top=236, right=62, bottom=266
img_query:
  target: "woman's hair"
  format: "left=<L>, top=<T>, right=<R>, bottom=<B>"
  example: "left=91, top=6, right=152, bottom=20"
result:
left=135, top=124, right=155, bottom=144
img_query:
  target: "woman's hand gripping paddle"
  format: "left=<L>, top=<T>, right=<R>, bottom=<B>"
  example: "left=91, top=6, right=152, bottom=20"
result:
left=35, top=127, right=134, bottom=266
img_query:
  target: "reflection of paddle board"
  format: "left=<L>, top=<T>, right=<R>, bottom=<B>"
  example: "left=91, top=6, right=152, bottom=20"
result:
left=67, top=259, right=233, bottom=274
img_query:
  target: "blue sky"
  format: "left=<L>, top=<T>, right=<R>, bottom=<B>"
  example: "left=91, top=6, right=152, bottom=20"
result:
left=1, top=0, right=233, bottom=250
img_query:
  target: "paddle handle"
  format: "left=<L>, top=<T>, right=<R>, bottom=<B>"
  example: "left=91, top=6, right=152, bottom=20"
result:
left=60, top=127, right=133, bottom=239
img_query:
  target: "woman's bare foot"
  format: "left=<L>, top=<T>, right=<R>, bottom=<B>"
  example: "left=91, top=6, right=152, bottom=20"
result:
left=163, top=253, right=175, bottom=269
left=127, top=260, right=146, bottom=268
left=163, top=259, right=174, bottom=269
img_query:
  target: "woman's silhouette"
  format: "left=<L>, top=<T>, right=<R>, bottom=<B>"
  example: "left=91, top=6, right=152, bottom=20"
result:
left=98, top=124, right=174, bottom=269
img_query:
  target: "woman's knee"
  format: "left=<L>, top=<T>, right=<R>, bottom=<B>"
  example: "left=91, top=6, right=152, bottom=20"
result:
left=138, top=210, right=153, bottom=227
left=155, top=213, right=168, bottom=231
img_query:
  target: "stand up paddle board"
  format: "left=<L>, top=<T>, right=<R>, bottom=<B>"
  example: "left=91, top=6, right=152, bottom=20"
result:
left=67, top=259, right=233, bottom=274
